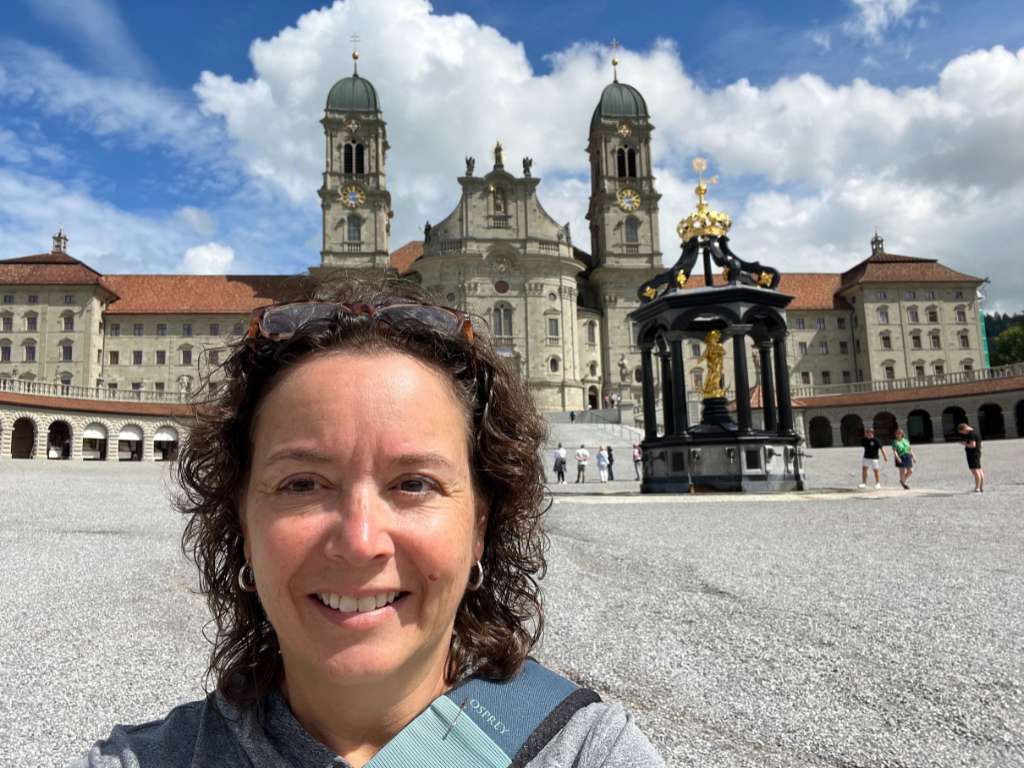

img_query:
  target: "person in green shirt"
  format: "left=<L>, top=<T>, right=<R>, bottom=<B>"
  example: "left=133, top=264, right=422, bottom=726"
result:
left=891, top=428, right=915, bottom=489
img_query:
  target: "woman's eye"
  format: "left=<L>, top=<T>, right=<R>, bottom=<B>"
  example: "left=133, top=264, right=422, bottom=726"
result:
left=280, top=477, right=321, bottom=494
left=397, top=477, right=437, bottom=494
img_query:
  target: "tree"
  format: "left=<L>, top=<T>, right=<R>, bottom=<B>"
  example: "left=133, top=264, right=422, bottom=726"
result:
left=991, top=324, right=1024, bottom=366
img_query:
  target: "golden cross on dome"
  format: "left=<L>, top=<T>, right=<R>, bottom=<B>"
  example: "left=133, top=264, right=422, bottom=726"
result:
left=611, top=38, right=620, bottom=82
left=350, top=33, right=360, bottom=73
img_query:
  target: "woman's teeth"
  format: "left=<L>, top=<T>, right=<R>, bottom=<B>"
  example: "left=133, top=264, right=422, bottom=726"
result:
left=316, top=591, right=399, bottom=613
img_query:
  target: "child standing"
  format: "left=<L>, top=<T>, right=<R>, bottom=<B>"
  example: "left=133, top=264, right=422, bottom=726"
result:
left=890, top=428, right=915, bottom=489
left=859, top=427, right=888, bottom=489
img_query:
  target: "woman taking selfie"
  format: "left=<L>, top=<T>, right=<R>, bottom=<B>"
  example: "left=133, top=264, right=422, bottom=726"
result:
left=72, top=279, right=663, bottom=767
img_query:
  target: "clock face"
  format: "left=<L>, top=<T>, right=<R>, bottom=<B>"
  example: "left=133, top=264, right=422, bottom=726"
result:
left=617, top=188, right=641, bottom=212
left=616, top=122, right=631, bottom=137
left=341, top=185, right=365, bottom=208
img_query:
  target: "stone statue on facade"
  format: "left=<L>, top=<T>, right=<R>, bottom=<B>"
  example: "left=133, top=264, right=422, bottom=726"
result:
left=423, top=221, right=432, bottom=243
left=493, top=141, right=504, bottom=168
left=619, top=354, right=630, bottom=383
left=465, top=156, right=475, bottom=176
left=522, top=156, right=533, bottom=177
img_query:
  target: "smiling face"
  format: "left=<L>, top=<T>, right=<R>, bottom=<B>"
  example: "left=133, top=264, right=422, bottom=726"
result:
left=240, top=350, right=483, bottom=693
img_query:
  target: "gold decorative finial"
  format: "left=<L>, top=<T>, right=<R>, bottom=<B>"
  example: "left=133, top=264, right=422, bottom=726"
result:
left=676, top=156, right=731, bottom=243
left=610, top=38, right=621, bottom=82
left=350, top=33, right=360, bottom=74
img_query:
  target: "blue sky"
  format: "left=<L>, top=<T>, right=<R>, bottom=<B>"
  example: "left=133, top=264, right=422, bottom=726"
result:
left=1, top=0, right=1023, bottom=310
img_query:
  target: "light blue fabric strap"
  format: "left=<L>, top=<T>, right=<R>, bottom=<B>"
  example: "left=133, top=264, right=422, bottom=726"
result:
left=364, top=695, right=510, bottom=768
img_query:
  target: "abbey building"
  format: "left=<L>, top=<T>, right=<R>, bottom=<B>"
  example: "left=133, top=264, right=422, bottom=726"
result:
left=0, top=63, right=988, bottom=414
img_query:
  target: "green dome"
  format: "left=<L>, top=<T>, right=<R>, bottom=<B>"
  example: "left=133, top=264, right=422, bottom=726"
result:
left=326, top=73, right=380, bottom=113
left=590, top=81, right=649, bottom=131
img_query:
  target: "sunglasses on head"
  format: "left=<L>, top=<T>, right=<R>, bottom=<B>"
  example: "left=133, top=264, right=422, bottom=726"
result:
left=246, top=301, right=475, bottom=345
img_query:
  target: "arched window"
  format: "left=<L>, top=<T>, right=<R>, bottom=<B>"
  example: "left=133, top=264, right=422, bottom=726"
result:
left=930, top=332, right=942, bottom=350
left=958, top=331, right=970, bottom=348
left=880, top=332, right=892, bottom=350
left=961, top=358, right=974, bottom=372
left=343, top=144, right=354, bottom=174
left=624, top=217, right=639, bottom=244
left=23, top=339, right=37, bottom=362
left=615, top=148, right=626, bottom=178
left=876, top=307, right=890, bottom=324
left=347, top=215, right=362, bottom=243
left=586, top=320, right=597, bottom=345
left=588, top=361, right=598, bottom=377
left=492, top=304, right=512, bottom=338
left=355, top=144, right=365, bottom=175
left=0, top=339, right=10, bottom=362
left=633, top=367, right=642, bottom=383
left=24, top=311, right=38, bottom=332
left=627, top=148, right=637, bottom=177
left=548, top=357, right=560, bottom=373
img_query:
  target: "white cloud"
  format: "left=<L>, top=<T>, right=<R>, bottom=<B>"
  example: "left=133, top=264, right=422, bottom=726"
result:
left=180, top=242, right=235, bottom=274
left=807, top=29, right=832, bottom=52
left=23, top=0, right=155, bottom=79
left=176, top=206, right=217, bottom=238
left=0, top=40, right=229, bottom=174
left=842, top=0, right=921, bottom=43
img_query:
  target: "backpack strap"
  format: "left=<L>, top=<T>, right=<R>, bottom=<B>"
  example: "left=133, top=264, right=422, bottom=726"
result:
left=364, top=659, right=600, bottom=768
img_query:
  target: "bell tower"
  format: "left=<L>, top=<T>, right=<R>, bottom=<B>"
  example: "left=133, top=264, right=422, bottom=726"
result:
left=319, top=46, right=393, bottom=272
left=585, top=50, right=662, bottom=400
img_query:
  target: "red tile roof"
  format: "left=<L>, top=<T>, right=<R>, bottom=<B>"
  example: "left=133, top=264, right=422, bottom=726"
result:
left=100, top=274, right=309, bottom=314
left=0, top=250, right=112, bottom=291
left=795, top=375, right=1024, bottom=409
left=840, top=251, right=982, bottom=288
left=682, top=273, right=849, bottom=310
left=0, top=389, right=196, bottom=417
left=390, top=241, right=423, bottom=275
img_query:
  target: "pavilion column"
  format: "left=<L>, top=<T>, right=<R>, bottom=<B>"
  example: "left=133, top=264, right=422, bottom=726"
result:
left=670, top=338, right=689, bottom=435
left=773, top=335, right=795, bottom=434
left=659, top=349, right=675, bottom=436
left=758, top=341, right=778, bottom=432
left=733, top=333, right=752, bottom=435
left=640, top=346, right=658, bottom=441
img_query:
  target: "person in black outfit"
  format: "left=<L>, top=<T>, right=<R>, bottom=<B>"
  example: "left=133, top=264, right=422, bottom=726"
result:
left=606, top=445, right=615, bottom=481
left=957, top=422, right=985, bottom=492
left=859, top=427, right=888, bottom=488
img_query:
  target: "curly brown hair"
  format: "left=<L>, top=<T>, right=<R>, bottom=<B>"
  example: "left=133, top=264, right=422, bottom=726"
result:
left=175, top=277, right=549, bottom=706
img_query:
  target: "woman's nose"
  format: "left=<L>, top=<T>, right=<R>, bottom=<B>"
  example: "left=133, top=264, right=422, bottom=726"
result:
left=324, top=485, right=394, bottom=564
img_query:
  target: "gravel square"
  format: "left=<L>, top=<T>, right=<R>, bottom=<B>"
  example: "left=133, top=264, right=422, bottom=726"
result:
left=3, top=439, right=1022, bottom=766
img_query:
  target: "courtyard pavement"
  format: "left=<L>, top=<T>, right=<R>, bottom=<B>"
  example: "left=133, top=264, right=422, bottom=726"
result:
left=3, top=439, right=1022, bottom=766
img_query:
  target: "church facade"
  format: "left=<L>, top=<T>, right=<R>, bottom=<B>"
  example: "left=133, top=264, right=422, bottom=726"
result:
left=0, top=64, right=994, bottom=419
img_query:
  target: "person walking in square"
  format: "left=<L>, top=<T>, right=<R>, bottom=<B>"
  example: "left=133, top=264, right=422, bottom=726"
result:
left=632, top=443, right=642, bottom=480
left=575, top=444, right=590, bottom=483
left=569, top=410, right=576, bottom=424
left=553, top=442, right=567, bottom=484
left=596, top=446, right=609, bottom=483
left=606, top=445, right=615, bottom=481
left=859, top=427, right=887, bottom=488
left=958, top=422, right=985, bottom=492
left=891, top=428, right=915, bottom=489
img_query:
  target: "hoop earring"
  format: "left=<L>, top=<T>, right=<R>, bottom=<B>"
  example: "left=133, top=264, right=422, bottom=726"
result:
left=468, top=560, right=484, bottom=591
left=237, top=561, right=257, bottom=592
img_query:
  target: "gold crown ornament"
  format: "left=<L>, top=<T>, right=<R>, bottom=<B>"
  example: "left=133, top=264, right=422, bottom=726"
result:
left=676, top=157, right=732, bottom=243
